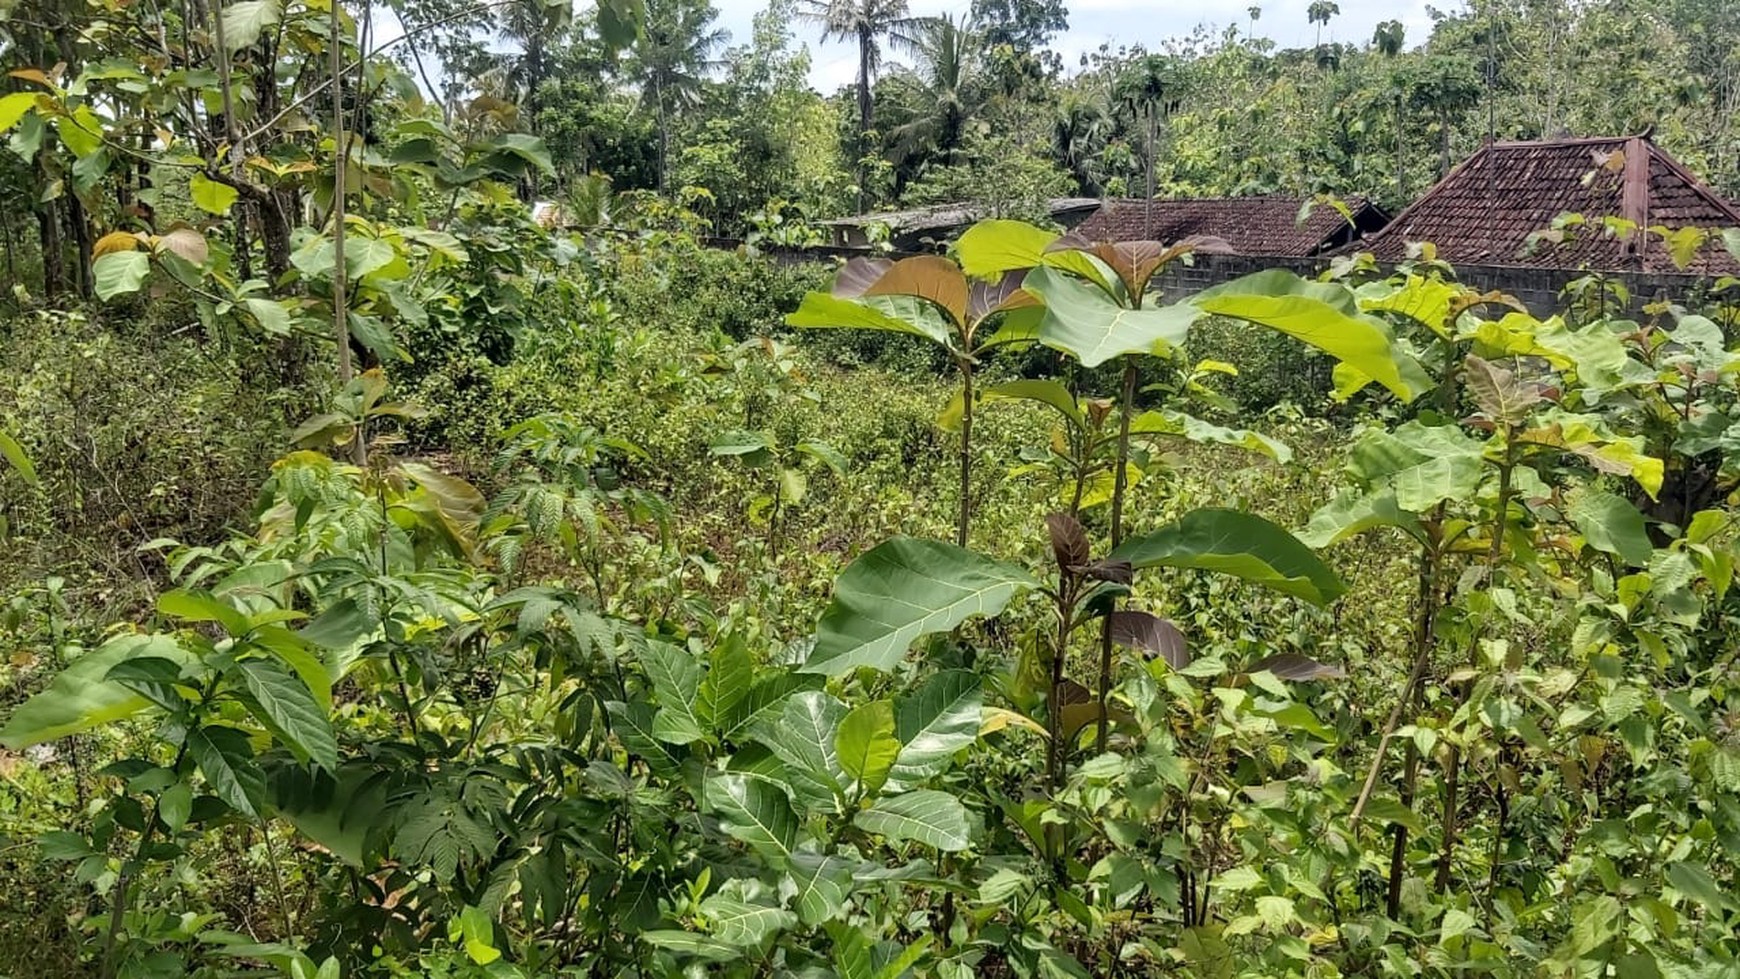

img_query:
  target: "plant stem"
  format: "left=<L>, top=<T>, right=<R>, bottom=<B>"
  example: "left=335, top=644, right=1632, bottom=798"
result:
left=956, top=360, right=973, bottom=549
left=1436, top=440, right=1516, bottom=893
left=328, top=0, right=362, bottom=466
left=1046, top=589, right=1075, bottom=796
left=1351, top=535, right=1440, bottom=825
left=1094, top=360, right=1138, bottom=751
left=260, top=819, right=298, bottom=942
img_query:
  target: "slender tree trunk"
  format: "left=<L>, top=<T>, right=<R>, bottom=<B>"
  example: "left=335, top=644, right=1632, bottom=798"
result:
left=1144, top=111, right=1157, bottom=235
left=956, top=362, right=973, bottom=548
left=37, top=202, right=65, bottom=298
left=1095, top=360, right=1139, bottom=751
left=856, top=27, right=873, bottom=210
left=66, top=195, right=93, bottom=299
left=329, top=0, right=363, bottom=461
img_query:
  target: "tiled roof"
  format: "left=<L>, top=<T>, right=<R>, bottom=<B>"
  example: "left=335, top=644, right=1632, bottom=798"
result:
left=1358, top=135, right=1740, bottom=275
left=1071, top=194, right=1383, bottom=257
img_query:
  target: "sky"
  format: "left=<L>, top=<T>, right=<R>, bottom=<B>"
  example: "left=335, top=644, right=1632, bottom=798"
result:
left=715, top=0, right=1445, bottom=91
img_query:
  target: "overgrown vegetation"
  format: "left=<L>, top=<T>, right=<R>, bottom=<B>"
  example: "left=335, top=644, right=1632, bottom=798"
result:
left=4, top=1, right=1740, bottom=978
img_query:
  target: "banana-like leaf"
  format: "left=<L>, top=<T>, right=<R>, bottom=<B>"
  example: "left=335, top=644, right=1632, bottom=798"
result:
left=1022, top=266, right=1200, bottom=367
left=1111, top=508, right=1345, bottom=605
left=1195, top=269, right=1432, bottom=401
left=805, top=538, right=1038, bottom=676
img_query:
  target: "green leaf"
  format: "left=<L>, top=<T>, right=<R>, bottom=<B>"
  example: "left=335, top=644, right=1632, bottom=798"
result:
left=186, top=724, right=266, bottom=818
left=956, top=220, right=1058, bottom=278
left=242, top=297, right=293, bottom=335
left=0, top=92, right=37, bottom=132
left=705, top=772, right=797, bottom=858
left=158, top=783, right=193, bottom=833
left=189, top=172, right=240, bottom=215
left=835, top=700, right=899, bottom=795
left=158, top=589, right=253, bottom=637
left=795, top=440, right=849, bottom=476
left=1439, top=907, right=1477, bottom=946
left=1664, top=860, right=1737, bottom=913
left=297, top=598, right=374, bottom=651
left=106, top=656, right=190, bottom=712
left=853, top=789, right=971, bottom=851
left=1112, top=508, right=1345, bottom=605
left=92, top=250, right=149, bottom=301
left=982, top=379, right=1085, bottom=428
left=1348, top=421, right=1487, bottom=512
left=641, top=931, right=740, bottom=962
left=643, top=642, right=705, bottom=745
left=698, top=635, right=753, bottom=731
left=1195, top=269, right=1431, bottom=401
left=785, top=291, right=952, bottom=345
left=0, top=429, right=38, bottom=485
left=1568, top=490, right=1654, bottom=567
left=1129, top=409, right=1291, bottom=463
left=237, top=659, right=338, bottom=772
left=890, top=671, right=981, bottom=785
left=806, top=537, right=1037, bottom=676
left=709, top=429, right=775, bottom=462
left=1023, top=266, right=1200, bottom=367
left=755, top=690, right=848, bottom=811
left=699, top=895, right=796, bottom=947
left=786, top=853, right=855, bottom=926
left=220, top=0, right=282, bottom=49
left=0, top=634, right=191, bottom=748
left=480, top=132, right=555, bottom=175
left=1298, top=489, right=1422, bottom=548
left=55, top=106, right=103, bottom=157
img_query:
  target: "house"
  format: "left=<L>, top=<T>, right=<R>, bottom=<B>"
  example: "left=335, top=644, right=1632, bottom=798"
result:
left=1071, top=194, right=1390, bottom=256
left=1357, top=134, right=1740, bottom=277
left=821, top=198, right=1101, bottom=251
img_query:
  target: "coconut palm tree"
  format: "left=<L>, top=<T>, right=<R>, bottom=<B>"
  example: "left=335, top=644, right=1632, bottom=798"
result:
left=497, top=0, right=575, bottom=118
left=631, top=0, right=729, bottom=192
left=1053, top=91, right=1111, bottom=195
left=889, top=15, right=980, bottom=173
left=798, top=0, right=930, bottom=206
left=1307, top=0, right=1339, bottom=50
left=1374, top=19, right=1406, bottom=199
left=1113, top=54, right=1183, bottom=232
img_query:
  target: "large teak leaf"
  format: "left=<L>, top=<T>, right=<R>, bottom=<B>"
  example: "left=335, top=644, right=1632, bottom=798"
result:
left=1022, top=266, right=1200, bottom=367
left=805, top=538, right=1037, bottom=676
left=1112, top=508, right=1345, bottom=605
left=1195, top=270, right=1431, bottom=401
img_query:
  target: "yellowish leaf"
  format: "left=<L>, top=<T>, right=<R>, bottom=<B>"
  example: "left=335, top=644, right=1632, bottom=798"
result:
left=93, top=230, right=143, bottom=257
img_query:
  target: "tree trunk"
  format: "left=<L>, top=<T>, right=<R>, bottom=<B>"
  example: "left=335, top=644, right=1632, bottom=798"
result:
left=37, top=202, right=66, bottom=298
left=65, top=194, right=93, bottom=299
left=856, top=27, right=873, bottom=210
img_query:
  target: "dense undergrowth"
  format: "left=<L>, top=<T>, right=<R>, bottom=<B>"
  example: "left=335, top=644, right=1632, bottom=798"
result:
left=2, top=223, right=1739, bottom=979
